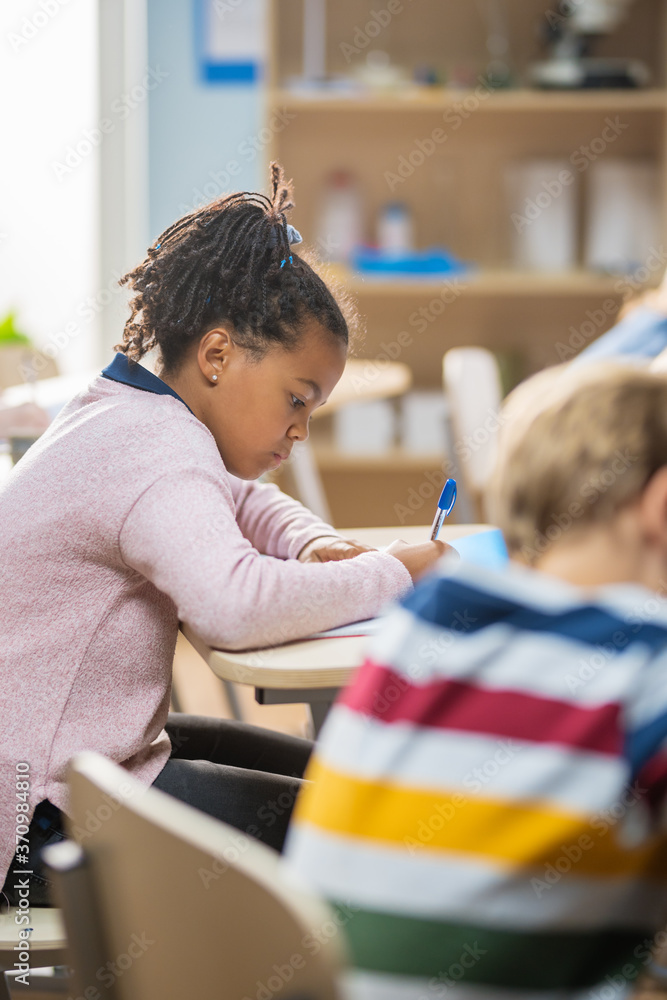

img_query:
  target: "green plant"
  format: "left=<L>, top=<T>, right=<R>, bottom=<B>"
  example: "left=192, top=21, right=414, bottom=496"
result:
left=0, top=312, right=32, bottom=348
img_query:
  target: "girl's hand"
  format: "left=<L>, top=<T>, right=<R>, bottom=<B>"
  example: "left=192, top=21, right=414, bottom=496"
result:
left=297, top=535, right=377, bottom=563
left=385, top=539, right=456, bottom=582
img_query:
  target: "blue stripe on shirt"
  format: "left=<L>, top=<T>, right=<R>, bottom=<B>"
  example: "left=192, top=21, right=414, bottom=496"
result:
left=573, top=307, right=667, bottom=366
left=403, top=575, right=667, bottom=654
left=626, top=710, right=667, bottom=775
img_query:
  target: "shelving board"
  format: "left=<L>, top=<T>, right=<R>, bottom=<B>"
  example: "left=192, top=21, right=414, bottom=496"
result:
left=269, top=88, right=667, bottom=114
left=322, top=268, right=648, bottom=298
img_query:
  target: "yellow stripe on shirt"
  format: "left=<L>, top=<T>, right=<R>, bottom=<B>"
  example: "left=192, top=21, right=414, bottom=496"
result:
left=296, top=757, right=667, bottom=882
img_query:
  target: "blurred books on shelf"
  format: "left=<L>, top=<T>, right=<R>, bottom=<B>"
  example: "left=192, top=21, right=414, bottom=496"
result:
left=585, top=159, right=661, bottom=274
left=333, top=399, right=396, bottom=455
left=505, top=159, right=578, bottom=272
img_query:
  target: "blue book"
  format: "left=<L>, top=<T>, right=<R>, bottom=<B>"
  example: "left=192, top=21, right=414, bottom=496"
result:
left=449, top=528, right=508, bottom=571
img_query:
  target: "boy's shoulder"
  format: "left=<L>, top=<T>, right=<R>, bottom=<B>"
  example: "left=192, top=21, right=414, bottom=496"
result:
left=400, top=559, right=667, bottom=652
left=322, top=562, right=667, bottom=814
left=363, top=560, right=667, bottom=719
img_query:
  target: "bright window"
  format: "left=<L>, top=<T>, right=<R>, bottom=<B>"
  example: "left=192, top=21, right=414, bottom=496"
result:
left=0, top=0, right=99, bottom=375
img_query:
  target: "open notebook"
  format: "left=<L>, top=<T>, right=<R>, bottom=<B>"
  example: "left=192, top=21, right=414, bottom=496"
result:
left=308, top=528, right=508, bottom=640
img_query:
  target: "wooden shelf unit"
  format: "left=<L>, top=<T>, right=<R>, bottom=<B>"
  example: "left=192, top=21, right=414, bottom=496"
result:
left=269, top=0, right=666, bottom=92
left=277, top=442, right=447, bottom=528
left=267, top=0, right=667, bottom=527
left=313, top=445, right=442, bottom=472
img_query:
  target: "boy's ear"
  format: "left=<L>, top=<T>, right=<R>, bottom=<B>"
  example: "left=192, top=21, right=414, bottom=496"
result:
left=639, top=466, right=667, bottom=549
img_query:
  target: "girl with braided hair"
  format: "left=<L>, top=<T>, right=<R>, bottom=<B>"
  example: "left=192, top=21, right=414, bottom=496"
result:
left=0, top=166, right=445, bottom=903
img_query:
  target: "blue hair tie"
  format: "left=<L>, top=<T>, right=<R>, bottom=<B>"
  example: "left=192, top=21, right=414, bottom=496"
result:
left=269, top=225, right=302, bottom=250
left=286, top=225, right=302, bottom=246
left=271, top=222, right=302, bottom=270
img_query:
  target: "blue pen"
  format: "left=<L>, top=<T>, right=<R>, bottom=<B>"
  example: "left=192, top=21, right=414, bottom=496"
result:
left=430, top=479, right=457, bottom=541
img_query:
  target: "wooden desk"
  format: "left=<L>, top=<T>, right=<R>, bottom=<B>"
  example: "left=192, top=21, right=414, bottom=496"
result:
left=313, top=359, right=411, bottom=419
left=183, top=523, right=497, bottom=734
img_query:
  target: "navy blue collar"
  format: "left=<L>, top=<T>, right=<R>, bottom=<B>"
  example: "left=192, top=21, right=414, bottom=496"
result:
left=101, top=353, right=194, bottom=415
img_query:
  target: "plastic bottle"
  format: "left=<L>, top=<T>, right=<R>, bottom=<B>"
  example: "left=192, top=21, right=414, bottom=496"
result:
left=316, top=171, right=363, bottom=263
left=377, top=202, right=414, bottom=255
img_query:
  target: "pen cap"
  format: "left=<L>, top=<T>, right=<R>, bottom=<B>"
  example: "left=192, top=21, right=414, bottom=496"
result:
left=437, top=479, right=457, bottom=515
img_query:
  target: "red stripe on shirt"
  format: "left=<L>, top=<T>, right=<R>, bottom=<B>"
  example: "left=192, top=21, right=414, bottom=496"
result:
left=340, top=660, right=622, bottom=755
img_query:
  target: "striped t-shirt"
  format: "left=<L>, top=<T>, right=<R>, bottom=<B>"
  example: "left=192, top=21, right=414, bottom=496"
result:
left=285, top=558, right=667, bottom=1000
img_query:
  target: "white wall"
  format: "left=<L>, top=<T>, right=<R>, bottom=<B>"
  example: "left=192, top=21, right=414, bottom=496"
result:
left=0, top=0, right=99, bottom=375
left=147, top=0, right=263, bottom=240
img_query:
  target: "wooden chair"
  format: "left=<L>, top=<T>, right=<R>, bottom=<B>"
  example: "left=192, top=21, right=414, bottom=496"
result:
left=443, top=347, right=503, bottom=522
left=44, top=752, right=345, bottom=1000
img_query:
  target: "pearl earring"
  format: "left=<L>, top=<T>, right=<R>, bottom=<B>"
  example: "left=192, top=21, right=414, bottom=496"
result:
left=212, top=375, right=218, bottom=382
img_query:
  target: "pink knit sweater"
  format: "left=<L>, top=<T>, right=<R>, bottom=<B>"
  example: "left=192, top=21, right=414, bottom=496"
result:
left=0, top=375, right=411, bottom=887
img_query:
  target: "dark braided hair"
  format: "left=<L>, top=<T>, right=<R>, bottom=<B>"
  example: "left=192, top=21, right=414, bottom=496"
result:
left=116, top=163, right=355, bottom=373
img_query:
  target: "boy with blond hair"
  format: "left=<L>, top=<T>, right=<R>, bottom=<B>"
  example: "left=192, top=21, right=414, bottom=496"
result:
left=286, top=363, right=667, bottom=1000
